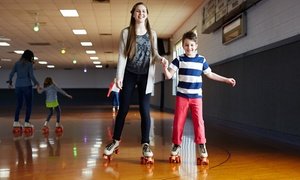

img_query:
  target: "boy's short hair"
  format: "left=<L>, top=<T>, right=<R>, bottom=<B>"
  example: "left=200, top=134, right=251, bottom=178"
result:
left=182, top=31, right=197, bottom=43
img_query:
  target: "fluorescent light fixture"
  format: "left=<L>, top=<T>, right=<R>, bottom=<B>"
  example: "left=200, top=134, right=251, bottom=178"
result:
left=92, top=61, right=101, bottom=64
left=90, top=57, right=99, bottom=60
left=0, top=42, right=10, bottom=46
left=33, top=22, right=40, bottom=32
left=34, top=57, right=38, bottom=60
left=73, top=29, right=87, bottom=35
left=14, top=50, right=24, bottom=54
left=60, top=10, right=79, bottom=17
left=1, top=58, right=11, bottom=62
left=86, top=50, right=96, bottom=54
left=81, top=42, right=93, bottom=46
left=95, top=65, right=103, bottom=68
left=38, top=61, right=48, bottom=64
left=47, top=65, right=55, bottom=68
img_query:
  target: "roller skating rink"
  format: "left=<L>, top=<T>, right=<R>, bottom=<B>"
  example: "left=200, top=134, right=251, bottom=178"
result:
left=1, top=105, right=300, bottom=179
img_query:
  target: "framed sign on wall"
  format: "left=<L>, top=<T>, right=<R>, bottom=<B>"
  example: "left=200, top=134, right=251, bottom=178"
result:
left=222, top=12, right=247, bottom=44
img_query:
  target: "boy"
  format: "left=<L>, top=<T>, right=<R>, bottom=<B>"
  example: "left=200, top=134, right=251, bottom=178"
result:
left=161, top=31, right=236, bottom=164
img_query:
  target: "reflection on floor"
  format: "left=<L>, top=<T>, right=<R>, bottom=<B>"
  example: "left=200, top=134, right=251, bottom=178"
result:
left=0, top=106, right=300, bottom=179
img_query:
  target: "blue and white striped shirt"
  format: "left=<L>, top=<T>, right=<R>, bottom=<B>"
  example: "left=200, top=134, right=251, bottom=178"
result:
left=169, top=54, right=211, bottom=98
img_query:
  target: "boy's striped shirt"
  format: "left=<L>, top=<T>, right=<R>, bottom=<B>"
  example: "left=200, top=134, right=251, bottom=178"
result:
left=169, top=54, right=211, bottom=98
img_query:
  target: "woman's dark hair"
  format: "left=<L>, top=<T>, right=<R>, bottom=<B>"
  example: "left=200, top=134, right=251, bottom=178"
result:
left=21, top=49, right=34, bottom=63
left=44, top=77, right=53, bottom=88
left=125, top=2, right=155, bottom=60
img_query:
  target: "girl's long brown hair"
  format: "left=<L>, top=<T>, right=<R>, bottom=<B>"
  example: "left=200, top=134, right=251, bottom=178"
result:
left=44, top=77, right=53, bottom=88
left=124, top=2, right=155, bottom=60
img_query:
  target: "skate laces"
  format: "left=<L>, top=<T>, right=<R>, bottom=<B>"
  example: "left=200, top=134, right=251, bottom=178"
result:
left=106, top=140, right=117, bottom=151
left=142, top=143, right=151, bottom=153
left=172, top=144, right=180, bottom=152
left=199, top=144, right=207, bottom=153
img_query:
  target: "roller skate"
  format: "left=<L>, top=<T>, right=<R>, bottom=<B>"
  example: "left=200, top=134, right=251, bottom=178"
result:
left=42, top=121, right=50, bottom=135
left=169, top=144, right=181, bottom=163
left=103, top=139, right=120, bottom=163
left=23, top=122, right=34, bottom=137
left=55, top=123, right=64, bottom=137
left=197, top=144, right=209, bottom=165
left=12, top=121, right=23, bottom=136
left=140, top=143, right=154, bottom=165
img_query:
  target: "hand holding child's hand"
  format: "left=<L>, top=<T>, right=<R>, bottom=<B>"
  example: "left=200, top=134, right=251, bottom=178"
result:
left=161, top=58, right=168, bottom=68
left=116, top=80, right=123, bottom=90
left=227, top=78, right=236, bottom=87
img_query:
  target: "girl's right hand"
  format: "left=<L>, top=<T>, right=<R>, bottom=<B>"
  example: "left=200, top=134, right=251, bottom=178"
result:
left=116, top=80, right=123, bottom=90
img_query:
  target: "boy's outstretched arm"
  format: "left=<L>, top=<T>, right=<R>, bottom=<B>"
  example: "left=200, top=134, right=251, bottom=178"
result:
left=161, top=58, right=175, bottom=79
left=205, top=72, right=236, bottom=87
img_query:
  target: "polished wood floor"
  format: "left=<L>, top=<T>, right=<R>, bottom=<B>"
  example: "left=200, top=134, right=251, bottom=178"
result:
left=0, top=105, right=300, bottom=180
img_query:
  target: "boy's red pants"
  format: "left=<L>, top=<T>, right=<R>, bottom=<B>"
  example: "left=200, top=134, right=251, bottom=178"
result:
left=172, top=96, right=206, bottom=145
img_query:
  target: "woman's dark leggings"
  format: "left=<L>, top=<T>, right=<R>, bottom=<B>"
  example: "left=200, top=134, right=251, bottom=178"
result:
left=46, top=106, right=61, bottom=123
left=113, top=70, right=151, bottom=144
left=15, top=86, right=33, bottom=123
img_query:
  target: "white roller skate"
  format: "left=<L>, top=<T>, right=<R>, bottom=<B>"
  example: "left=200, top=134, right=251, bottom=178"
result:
left=13, top=121, right=23, bottom=137
left=103, top=140, right=120, bottom=162
left=140, top=143, right=154, bottom=164
left=42, top=121, right=49, bottom=135
left=55, top=122, right=64, bottom=136
left=197, top=144, right=209, bottom=165
left=24, top=122, right=34, bottom=137
left=169, top=144, right=181, bottom=163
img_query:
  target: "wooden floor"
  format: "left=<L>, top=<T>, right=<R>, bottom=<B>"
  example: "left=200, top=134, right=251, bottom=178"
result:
left=0, top=105, right=300, bottom=180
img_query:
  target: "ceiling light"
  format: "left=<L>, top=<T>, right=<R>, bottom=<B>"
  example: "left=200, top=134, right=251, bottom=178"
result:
left=47, top=65, right=55, bottom=68
left=1, top=58, right=11, bottom=62
left=14, top=50, right=24, bottom=54
left=33, top=22, right=40, bottom=32
left=61, top=48, right=66, bottom=54
left=84, top=68, right=87, bottom=72
left=90, top=57, right=99, bottom=60
left=38, top=61, right=47, bottom=64
left=73, top=59, right=77, bottom=64
left=0, top=42, right=10, bottom=46
left=86, top=50, right=96, bottom=54
left=60, top=10, right=79, bottom=17
left=73, top=29, right=87, bottom=35
left=81, top=42, right=93, bottom=46
left=92, top=61, right=101, bottom=64
left=33, top=12, right=40, bottom=32
left=95, top=65, right=103, bottom=68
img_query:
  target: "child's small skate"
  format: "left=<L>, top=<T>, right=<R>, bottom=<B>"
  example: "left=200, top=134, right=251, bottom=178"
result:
left=169, top=144, right=181, bottom=163
left=42, top=121, right=50, bottom=135
left=197, top=144, right=209, bottom=165
left=55, top=123, right=64, bottom=136
left=23, top=122, right=34, bottom=136
left=140, top=143, right=154, bottom=165
left=103, top=140, right=120, bottom=162
left=12, top=121, right=23, bottom=136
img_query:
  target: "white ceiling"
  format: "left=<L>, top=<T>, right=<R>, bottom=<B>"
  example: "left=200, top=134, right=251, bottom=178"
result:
left=0, top=0, right=204, bottom=70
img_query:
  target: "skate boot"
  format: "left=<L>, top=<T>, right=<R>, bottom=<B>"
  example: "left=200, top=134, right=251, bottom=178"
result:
left=23, top=122, right=34, bottom=137
left=55, top=123, right=64, bottom=137
left=197, top=144, right=209, bottom=165
left=42, top=121, right=50, bottom=135
left=12, top=121, right=23, bottom=137
left=169, top=144, right=181, bottom=163
left=103, top=139, right=120, bottom=161
left=140, top=143, right=154, bottom=164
